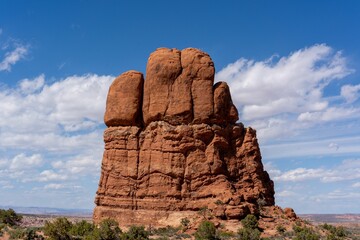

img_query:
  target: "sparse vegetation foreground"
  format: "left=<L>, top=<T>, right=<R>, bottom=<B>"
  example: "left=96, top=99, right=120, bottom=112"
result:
left=0, top=208, right=359, bottom=240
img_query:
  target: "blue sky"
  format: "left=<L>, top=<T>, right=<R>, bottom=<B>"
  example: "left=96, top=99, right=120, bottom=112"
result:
left=0, top=1, right=359, bottom=214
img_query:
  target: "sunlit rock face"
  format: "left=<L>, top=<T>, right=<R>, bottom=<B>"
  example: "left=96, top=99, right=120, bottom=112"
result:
left=94, top=48, right=274, bottom=226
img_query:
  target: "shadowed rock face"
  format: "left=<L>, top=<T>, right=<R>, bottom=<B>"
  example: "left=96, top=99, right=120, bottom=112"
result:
left=94, top=48, right=274, bottom=226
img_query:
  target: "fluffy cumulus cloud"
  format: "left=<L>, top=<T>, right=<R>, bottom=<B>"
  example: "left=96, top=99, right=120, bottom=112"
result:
left=9, top=153, right=43, bottom=170
left=0, top=73, right=113, bottom=208
left=216, top=44, right=356, bottom=141
left=0, top=74, right=113, bottom=141
left=216, top=44, right=360, bottom=213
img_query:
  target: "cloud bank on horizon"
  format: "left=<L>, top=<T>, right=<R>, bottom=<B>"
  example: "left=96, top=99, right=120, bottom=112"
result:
left=0, top=43, right=359, bottom=213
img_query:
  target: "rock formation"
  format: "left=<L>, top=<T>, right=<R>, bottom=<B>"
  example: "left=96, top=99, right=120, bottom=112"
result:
left=94, top=48, right=275, bottom=226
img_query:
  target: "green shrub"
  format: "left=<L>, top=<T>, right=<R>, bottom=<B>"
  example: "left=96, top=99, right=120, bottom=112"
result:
left=0, top=208, right=23, bottom=226
left=152, top=225, right=179, bottom=237
left=22, top=227, right=44, bottom=240
left=241, top=214, right=258, bottom=230
left=180, top=217, right=190, bottom=230
left=214, top=200, right=224, bottom=205
left=122, top=225, right=149, bottom=240
left=8, top=227, right=25, bottom=239
left=8, top=226, right=44, bottom=240
left=321, top=223, right=347, bottom=239
left=237, top=227, right=261, bottom=240
left=236, top=214, right=262, bottom=240
left=95, top=219, right=122, bottom=240
left=69, top=220, right=95, bottom=238
left=43, top=217, right=73, bottom=240
left=292, top=225, right=320, bottom=240
left=194, top=221, right=219, bottom=240
left=0, top=223, right=4, bottom=236
left=276, top=225, right=286, bottom=234
left=217, top=230, right=235, bottom=239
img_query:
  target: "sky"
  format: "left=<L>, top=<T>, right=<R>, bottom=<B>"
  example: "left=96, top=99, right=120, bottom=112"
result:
left=0, top=0, right=359, bottom=214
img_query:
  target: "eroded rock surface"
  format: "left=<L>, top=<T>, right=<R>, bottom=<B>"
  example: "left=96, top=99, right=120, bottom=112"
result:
left=94, top=48, right=275, bottom=226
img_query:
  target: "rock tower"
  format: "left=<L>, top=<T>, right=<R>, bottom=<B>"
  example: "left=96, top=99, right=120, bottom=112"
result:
left=94, top=48, right=275, bottom=226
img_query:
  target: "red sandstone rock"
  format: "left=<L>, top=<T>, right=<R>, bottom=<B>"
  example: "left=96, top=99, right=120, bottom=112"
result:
left=182, top=48, right=214, bottom=124
left=142, top=48, right=215, bottom=125
left=284, top=207, right=297, bottom=219
left=104, top=71, right=143, bottom=127
left=213, top=81, right=239, bottom=124
left=94, top=48, right=275, bottom=226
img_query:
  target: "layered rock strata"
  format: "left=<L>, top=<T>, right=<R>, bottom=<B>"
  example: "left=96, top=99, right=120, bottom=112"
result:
left=94, top=48, right=274, bottom=226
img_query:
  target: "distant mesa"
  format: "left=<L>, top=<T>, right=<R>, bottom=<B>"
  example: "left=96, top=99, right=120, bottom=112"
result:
left=94, top=47, right=276, bottom=226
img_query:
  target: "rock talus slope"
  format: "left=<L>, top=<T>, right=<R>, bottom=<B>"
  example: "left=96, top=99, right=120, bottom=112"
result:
left=94, top=48, right=275, bottom=226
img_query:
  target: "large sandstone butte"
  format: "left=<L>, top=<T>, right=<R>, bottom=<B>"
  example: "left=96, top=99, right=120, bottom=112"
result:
left=94, top=48, right=275, bottom=226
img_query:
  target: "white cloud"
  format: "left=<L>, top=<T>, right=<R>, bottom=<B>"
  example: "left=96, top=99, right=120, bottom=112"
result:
left=9, top=153, right=43, bottom=170
left=262, top=135, right=360, bottom=159
left=216, top=44, right=352, bottom=120
left=276, top=190, right=296, bottom=197
left=273, top=159, right=360, bottom=183
left=0, top=73, right=113, bottom=188
left=44, top=183, right=65, bottom=190
left=216, top=44, right=355, bottom=143
left=274, top=168, right=324, bottom=182
left=38, top=170, right=68, bottom=182
left=0, top=74, right=113, bottom=151
left=52, top=153, right=101, bottom=175
left=0, top=28, right=2, bottom=36
left=352, top=182, right=360, bottom=188
left=341, top=84, right=360, bottom=103
left=297, top=107, right=359, bottom=123
left=19, top=74, right=45, bottom=94
left=0, top=44, right=28, bottom=71
left=316, top=190, right=360, bottom=200
left=328, top=142, right=339, bottom=151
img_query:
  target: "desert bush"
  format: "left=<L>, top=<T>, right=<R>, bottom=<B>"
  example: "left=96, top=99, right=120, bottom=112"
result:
left=194, top=220, right=219, bottom=240
left=8, top=227, right=26, bottom=239
left=215, top=200, right=224, bottom=205
left=43, top=217, right=73, bottom=240
left=321, top=223, right=347, bottom=239
left=236, top=214, right=262, bottom=240
left=70, top=220, right=95, bottom=239
left=180, top=217, right=190, bottom=231
left=276, top=225, right=286, bottom=234
left=0, top=208, right=23, bottom=226
left=237, top=227, right=261, bottom=240
left=7, top=226, right=43, bottom=240
left=94, top=218, right=122, bottom=240
left=24, top=227, right=45, bottom=240
left=152, top=225, right=179, bottom=237
left=217, top=230, right=235, bottom=239
left=122, top=225, right=149, bottom=240
left=0, top=223, right=5, bottom=236
left=241, top=214, right=259, bottom=230
left=292, top=225, right=320, bottom=240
